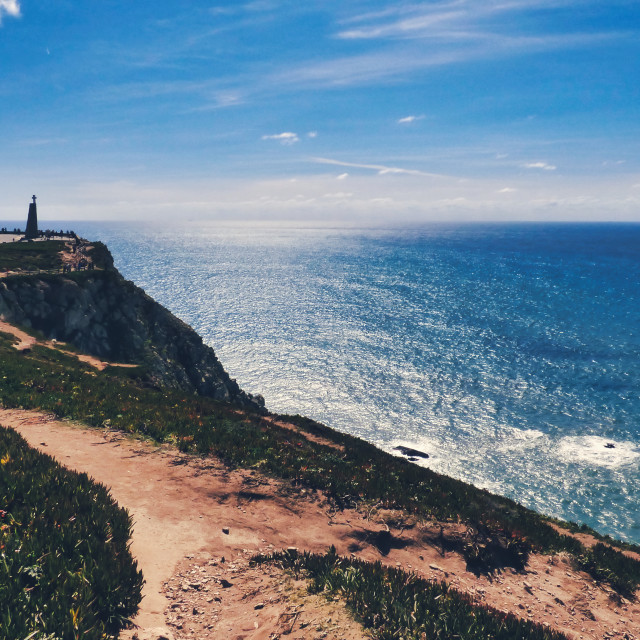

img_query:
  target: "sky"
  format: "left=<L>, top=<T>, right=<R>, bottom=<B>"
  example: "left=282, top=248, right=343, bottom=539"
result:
left=1, top=0, right=639, bottom=224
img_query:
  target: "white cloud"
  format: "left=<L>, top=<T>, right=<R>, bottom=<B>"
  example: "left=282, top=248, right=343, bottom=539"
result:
left=0, top=0, right=20, bottom=23
left=261, top=132, right=300, bottom=145
left=524, top=162, right=557, bottom=171
left=7, top=169, right=640, bottom=224
left=497, top=187, right=517, bottom=193
left=312, top=156, right=443, bottom=178
left=337, top=173, right=349, bottom=180
left=397, top=115, right=424, bottom=124
left=323, top=192, right=353, bottom=199
left=307, top=131, right=318, bottom=138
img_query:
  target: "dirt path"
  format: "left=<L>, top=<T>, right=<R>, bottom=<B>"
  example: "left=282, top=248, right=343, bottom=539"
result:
left=0, top=320, right=138, bottom=371
left=2, top=408, right=639, bottom=640
left=0, top=321, right=37, bottom=350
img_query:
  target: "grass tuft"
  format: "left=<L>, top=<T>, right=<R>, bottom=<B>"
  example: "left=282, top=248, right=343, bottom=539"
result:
left=252, top=548, right=570, bottom=640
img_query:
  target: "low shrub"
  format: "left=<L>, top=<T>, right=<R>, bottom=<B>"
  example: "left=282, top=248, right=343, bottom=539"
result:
left=252, top=548, right=569, bottom=640
left=575, top=543, right=640, bottom=599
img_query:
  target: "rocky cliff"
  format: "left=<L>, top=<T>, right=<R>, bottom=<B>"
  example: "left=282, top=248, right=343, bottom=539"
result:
left=0, top=246, right=264, bottom=410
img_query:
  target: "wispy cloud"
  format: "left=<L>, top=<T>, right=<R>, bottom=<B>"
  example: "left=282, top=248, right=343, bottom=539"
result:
left=398, top=115, right=425, bottom=124
left=337, top=1, right=613, bottom=41
left=83, top=1, right=629, bottom=114
left=308, top=0, right=631, bottom=90
left=271, top=30, right=619, bottom=91
left=20, top=137, right=67, bottom=147
left=312, top=156, right=443, bottom=177
left=271, top=48, right=467, bottom=88
left=323, top=191, right=353, bottom=199
left=524, top=161, right=557, bottom=171
left=0, top=0, right=20, bottom=23
left=338, top=8, right=464, bottom=40
left=209, top=1, right=280, bottom=17
left=262, top=132, right=300, bottom=145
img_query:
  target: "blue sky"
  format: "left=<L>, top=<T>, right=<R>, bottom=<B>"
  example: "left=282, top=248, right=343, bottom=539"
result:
left=1, top=0, right=639, bottom=223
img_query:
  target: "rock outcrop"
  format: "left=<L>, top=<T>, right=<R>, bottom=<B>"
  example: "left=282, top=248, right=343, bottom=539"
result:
left=0, top=247, right=264, bottom=410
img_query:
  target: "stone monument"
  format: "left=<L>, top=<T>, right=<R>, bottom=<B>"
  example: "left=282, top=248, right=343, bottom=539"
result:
left=25, top=195, right=38, bottom=239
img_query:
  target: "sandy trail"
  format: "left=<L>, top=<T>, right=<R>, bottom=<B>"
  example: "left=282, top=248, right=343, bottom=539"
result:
left=0, top=320, right=138, bottom=371
left=2, top=408, right=639, bottom=640
left=0, top=321, right=37, bottom=350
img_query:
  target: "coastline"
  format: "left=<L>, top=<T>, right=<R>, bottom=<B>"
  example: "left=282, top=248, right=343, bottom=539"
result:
left=2, top=234, right=640, bottom=639
left=66, top=221, right=640, bottom=545
left=7, top=407, right=640, bottom=640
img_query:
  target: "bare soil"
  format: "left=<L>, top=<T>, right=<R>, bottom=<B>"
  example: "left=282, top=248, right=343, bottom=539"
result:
left=0, top=320, right=138, bottom=371
left=2, top=408, right=639, bottom=640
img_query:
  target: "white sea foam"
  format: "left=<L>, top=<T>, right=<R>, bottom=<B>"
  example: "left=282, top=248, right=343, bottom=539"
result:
left=502, top=427, right=546, bottom=444
left=556, top=435, right=640, bottom=468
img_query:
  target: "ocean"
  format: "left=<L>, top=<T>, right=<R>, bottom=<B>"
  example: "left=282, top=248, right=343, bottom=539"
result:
left=69, top=221, right=640, bottom=544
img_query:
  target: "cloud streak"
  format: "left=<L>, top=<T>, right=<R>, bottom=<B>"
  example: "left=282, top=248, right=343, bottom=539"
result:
left=311, top=156, right=444, bottom=177
left=398, top=115, right=425, bottom=124
left=524, top=161, right=557, bottom=171
left=81, top=2, right=631, bottom=115
left=271, top=30, right=621, bottom=91
left=337, top=1, right=615, bottom=41
left=262, top=132, right=300, bottom=145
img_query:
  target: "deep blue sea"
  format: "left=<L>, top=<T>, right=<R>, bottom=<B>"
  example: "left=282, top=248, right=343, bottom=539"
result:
left=69, top=221, right=640, bottom=543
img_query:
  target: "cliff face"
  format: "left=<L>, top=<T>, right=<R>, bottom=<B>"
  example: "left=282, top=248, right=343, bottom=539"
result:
left=0, top=256, right=264, bottom=410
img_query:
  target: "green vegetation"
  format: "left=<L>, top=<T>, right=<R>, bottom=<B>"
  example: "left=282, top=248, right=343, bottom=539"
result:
left=0, top=425, right=143, bottom=639
left=0, top=240, right=68, bottom=272
left=0, top=238, right=112, bottom=273
left=553, top=518, right=640, bottom=554
left=1, top=327, right=639, bottom=599
left=252, top=548, right=569, bottom=640
left=85, top=241, right=114, bottom=270
left=576, top=543, right=640, bottom=598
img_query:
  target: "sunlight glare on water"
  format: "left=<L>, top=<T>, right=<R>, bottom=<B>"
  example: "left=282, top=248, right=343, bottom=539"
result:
left=71, top=221, right=640, bottom=543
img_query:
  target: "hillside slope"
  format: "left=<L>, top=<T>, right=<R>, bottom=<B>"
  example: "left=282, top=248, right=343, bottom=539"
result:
left=0, top=242, right=263, bottom=409
left=2, top=239, right=640, bottom=640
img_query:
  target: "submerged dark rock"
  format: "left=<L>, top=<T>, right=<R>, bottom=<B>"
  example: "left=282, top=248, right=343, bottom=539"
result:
left=394, top=445, right=429, bottom=459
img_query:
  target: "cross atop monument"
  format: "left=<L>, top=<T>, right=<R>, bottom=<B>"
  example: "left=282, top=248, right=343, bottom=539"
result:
left=32, top=195, right=37, bottom=204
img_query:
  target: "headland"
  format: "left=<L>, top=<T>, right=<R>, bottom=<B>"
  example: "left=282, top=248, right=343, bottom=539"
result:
left=1, top=236, right=639, bottom=640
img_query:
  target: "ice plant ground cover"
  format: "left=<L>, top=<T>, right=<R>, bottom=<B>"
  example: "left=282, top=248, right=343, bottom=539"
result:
left=0, top=425, right=143, bottom=639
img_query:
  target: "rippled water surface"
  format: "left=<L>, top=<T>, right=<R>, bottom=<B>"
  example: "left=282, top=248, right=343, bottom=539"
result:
left=71, top=221, right=640, bottom=543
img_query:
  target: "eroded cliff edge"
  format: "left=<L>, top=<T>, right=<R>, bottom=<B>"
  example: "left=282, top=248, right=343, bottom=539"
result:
left=0, top=244, right=264, bottom=410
